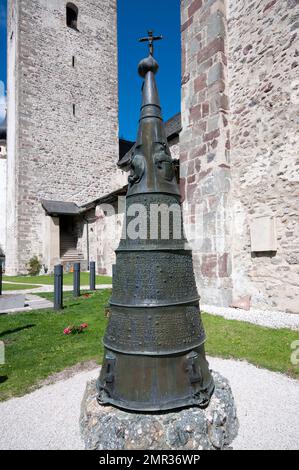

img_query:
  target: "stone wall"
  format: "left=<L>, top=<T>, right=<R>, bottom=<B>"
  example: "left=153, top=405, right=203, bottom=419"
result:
left=6, top=0, right=19, bottom=274
left=228, top=0, right=299, bottom=313
left=169, top=136, right=180, bottom=160
left=180, top=0, right=232, bottom=307
left=180, top=0, right=299, bottom=313
left=6, top=0, right=125, bottom=274
left=0, top=156, right=6, bottom=257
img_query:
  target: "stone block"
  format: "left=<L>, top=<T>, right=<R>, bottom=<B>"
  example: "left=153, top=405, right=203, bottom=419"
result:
left=250, top=216, right=277, bottom=252
left=207, top=62, right=224, bottom=86
left=180, top=162, right=188, bottom=178
left=214, top=167, right=231, bottom=193
left=190, top=103, right=202, bottom=122
left=203, top=128, right=220, bottom=143
left=207, top=116, right=219, bottom=132
left=197, top=38, right=225, bottom=64
left=194, top=74, right=207, bottom=93
left=218, top=253, right=231, bottom=277
left=188, top=0, right=203, bottom=18
left=207, top=12, right=225, bottom=42
left=201, top=254, right=217, bottom=277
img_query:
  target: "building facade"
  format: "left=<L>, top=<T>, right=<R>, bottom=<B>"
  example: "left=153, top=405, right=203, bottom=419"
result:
left=6, top=0, right=126, bottom=274
left=180, top=0, right=299, bottom=313
left=0, top=119, right=6, bottom=261
left=3, top=0, right=299, bottom=313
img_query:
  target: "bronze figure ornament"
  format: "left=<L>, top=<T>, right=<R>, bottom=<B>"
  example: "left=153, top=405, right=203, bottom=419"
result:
left=96, top=33, right=214, bottom=412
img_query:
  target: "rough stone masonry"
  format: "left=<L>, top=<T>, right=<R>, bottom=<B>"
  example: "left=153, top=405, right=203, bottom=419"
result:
left=180, top=0, right=299, bottom=313
left=5, top=0, right=126, bottom=274
left=3, top=0, right=299, bottom=313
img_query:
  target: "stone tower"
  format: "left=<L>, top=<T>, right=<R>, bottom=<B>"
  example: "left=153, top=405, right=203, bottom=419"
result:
left=6, top=0, right=123, bottom=274
left=180, top=0, right=299, bottom=313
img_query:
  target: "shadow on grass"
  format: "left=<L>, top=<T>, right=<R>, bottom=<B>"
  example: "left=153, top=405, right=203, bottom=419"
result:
left=0, top=376, right=8, bottom=384
left=0, top=324, right=36, bottom=338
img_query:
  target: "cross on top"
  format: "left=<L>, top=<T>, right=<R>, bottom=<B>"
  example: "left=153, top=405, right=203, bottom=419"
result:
left=139, top=30, right=163, bottom=56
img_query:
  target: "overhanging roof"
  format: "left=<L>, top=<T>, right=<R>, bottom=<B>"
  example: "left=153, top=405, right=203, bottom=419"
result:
left=82, top=185, right=128, bottom=210
left=42, top=200, right=80, bottom=216
left=165, top=113, right=182, bottom=140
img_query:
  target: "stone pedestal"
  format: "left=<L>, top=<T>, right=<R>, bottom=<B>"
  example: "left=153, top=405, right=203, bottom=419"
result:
left=80, top=371, right=238, bottom=450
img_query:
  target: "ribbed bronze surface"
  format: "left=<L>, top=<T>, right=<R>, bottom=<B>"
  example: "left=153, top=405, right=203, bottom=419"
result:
left=104, top=304, right=205, bottom=355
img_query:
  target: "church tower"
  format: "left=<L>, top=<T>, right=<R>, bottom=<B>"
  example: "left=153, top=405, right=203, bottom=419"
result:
left=6, top=0, right=122, bottom=274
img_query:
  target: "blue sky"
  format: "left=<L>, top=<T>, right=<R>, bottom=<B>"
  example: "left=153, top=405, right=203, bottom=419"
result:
left=0, top=0, right=181, bottom=139
left=117, top=0, right=181, bottom=140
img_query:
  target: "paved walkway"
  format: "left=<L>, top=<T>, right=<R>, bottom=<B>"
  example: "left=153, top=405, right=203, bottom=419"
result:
left=0, top=357, right=298, bottom=450
left=2, top=284, right=112, bottom=295
left=0, top=294, right=53, bottom=314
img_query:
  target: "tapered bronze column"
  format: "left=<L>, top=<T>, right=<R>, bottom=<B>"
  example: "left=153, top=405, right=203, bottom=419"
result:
left=97, top=34, right=214, bottom=412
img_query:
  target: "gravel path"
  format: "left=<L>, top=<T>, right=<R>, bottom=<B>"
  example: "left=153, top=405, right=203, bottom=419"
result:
left=202, top=304, right=299, bottom=331
left=0, top=358, right=298, bottom=450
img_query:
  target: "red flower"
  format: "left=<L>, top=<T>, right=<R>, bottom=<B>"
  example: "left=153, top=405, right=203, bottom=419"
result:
left=63, top=327, right=71, bottom=335
left=81, top=323, right=88, bottom=329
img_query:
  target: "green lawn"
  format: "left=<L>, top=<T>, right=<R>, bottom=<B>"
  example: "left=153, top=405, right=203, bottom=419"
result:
left=2, top=283, right=39, bottom=291
left=202, top=313, right=299, bottom=378
left=3, top=272, right=112, bottom=286
left=0, top=292, right=298, bottom=401
left=0, top=290, right=110, bottom=401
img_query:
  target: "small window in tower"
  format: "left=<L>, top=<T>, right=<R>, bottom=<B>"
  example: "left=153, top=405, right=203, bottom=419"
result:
left=72, top=56, right=75, bottom=67
left=73, top=104, right=76, bottom=116
left=66, top=3, right=78, bottom=30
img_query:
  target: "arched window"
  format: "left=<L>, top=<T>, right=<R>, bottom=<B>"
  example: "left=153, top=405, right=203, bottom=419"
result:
left=66, top=3, right=78, bottom=30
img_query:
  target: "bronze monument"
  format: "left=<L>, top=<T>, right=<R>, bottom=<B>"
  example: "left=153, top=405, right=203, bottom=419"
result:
left=97, top=32, right=214, bottom=412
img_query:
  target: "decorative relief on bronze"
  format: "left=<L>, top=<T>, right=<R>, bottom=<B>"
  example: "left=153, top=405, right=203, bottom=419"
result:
left=128, top=150, right=145, bottom=187
left=110, top=251, right=199, bottom=307
left=104, top=305, right=205, bottom=354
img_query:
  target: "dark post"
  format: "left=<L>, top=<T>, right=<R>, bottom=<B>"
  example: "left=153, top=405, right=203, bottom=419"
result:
left=73, top=262, right=80, bottom=297
left=0, top=260, right=2, bottom=296
left=90, top=261, right=96, bottom=291
left=112, top=264, right=116, bottom=280
left=54, top=264, right=63, bottom=310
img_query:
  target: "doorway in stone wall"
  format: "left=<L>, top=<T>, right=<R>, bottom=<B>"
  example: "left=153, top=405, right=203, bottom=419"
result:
left=59, top=216, right=82, bottom=263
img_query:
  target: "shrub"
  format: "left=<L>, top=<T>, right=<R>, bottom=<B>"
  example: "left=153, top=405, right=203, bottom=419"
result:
left=27, top=256, right=42, bottom=276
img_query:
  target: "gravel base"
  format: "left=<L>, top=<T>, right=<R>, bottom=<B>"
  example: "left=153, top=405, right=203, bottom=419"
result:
left=202, top=304, right=299, bottom=331
left=0, top=358, right=298, bottom=450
